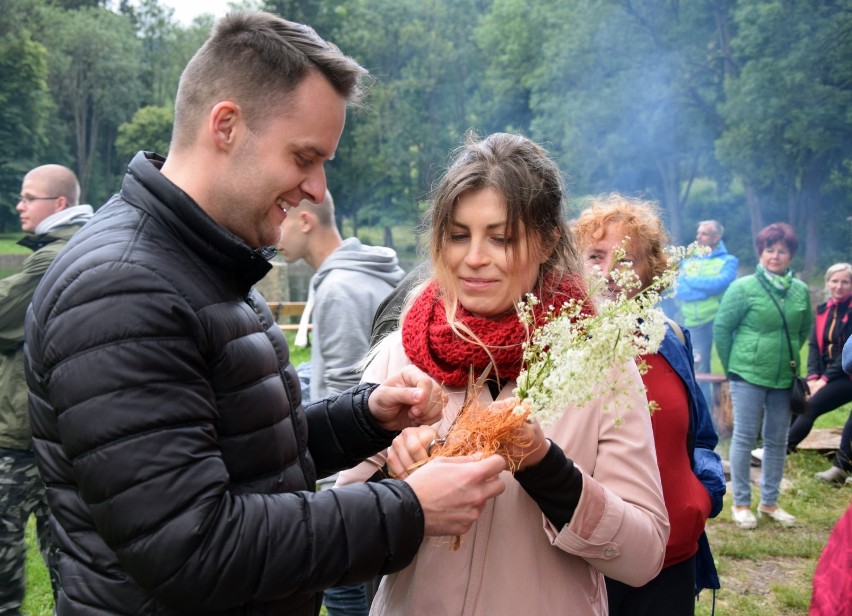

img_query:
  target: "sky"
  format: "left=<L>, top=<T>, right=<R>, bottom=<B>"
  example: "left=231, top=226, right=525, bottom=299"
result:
left=156, top=0, right=240, bottom=26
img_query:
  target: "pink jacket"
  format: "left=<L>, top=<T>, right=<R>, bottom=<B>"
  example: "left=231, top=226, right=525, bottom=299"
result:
left=337, top=331, right=669, bottom=615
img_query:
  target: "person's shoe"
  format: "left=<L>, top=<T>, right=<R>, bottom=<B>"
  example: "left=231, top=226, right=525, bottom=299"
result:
left=751, top=447, right=764, bottom=466
left=732, top=507, right=757, bottom=529
left=814, top=466, right=848, bottom=484
left=757, top=506, right=796, bottom=526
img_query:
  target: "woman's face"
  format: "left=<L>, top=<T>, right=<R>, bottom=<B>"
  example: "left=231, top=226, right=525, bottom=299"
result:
left=759, top=241, right=792, bottom=275
left=444, top=187, right=545, bottom=319
left=580, top=221, right=650, bottom=299
left=826, top=270, right=852, bottom=301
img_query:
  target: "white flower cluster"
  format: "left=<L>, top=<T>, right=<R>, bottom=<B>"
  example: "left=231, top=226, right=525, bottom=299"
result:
left=514, top=241, right=697, bottom=426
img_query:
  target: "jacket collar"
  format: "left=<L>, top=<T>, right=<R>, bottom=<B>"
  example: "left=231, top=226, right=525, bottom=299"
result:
left=17, top=223, right=84, bottom=252
left=122, top=152, right=273, bottom=290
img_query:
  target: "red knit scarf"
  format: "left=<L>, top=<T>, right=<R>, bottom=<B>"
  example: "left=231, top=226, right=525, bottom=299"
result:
left=402, top=275, right=591, bottom=387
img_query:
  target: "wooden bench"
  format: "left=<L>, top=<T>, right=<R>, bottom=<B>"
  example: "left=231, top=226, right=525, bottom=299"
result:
left=266, top=301, right=310, bottom=333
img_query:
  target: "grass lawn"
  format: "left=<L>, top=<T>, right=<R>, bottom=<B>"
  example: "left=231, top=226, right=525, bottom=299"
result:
left=696, top=445, right=850, bottom=616
left=24, top=445, right=851, bottom=615
left=17, top=293, right=851, bottom=615
left=0, top=233, right=25, bottom=278
left=0, top=233, right=25, bottom=253
left=24, top=409, right=850, bottom=615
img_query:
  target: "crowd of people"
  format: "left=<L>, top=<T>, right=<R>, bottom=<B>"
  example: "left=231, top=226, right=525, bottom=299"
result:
left=1, top=8, right=849, bottom=616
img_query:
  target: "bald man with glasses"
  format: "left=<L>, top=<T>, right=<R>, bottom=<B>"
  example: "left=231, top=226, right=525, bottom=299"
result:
left=0, top=164, right=92, bottom=612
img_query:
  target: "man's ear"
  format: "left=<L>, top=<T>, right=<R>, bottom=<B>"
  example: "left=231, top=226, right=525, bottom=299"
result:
left=209, top=101, right=241, bottom=152
left=55, top=196, right=69, bottom=212
left=298, top=210, right=316, bottom=234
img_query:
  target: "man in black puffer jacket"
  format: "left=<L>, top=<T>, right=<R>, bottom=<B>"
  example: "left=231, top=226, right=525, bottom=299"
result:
left=24, top=12, right=506, bottom=616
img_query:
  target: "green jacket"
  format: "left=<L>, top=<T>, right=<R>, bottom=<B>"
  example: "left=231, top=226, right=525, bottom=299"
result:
left=0, top=224, right=85, bottom=449
left=713, top=273, right=813, bottom=389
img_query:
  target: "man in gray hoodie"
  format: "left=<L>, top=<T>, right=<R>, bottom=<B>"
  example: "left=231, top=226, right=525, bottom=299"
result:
left=277, top=189, right=405, bottom=615
left=278, top=190, right=406, bottom=402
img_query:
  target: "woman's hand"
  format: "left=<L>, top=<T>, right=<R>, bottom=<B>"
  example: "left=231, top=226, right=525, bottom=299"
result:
left=808, top=378, right=826, bottom=396
left=486, top=398, right=550, bottom=470
left=387, top=425, right=438, bottom=479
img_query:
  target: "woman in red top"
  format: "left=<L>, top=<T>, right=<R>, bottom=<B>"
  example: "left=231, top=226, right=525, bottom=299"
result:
left=573, top=194, right=725, bottom=615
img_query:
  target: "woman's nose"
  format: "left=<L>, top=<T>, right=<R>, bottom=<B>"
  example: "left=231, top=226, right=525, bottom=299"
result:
left=465, top=242, right=488, bottom=267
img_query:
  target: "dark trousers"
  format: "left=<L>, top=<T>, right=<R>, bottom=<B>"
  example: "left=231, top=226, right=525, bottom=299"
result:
left=606, top=555, right=696, bottom=616
left=323, top=583, right=369, bottom=616
left=0, top=448, right=58, bottom=614
left=787, top=378, right=852, bottom=451
left=832, top=411, right=852, bottom=471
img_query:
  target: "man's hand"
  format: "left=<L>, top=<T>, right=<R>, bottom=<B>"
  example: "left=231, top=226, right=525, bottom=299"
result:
left=368, top=365, right=446, bottom=431
left=405, top=454, right=507, bottom=537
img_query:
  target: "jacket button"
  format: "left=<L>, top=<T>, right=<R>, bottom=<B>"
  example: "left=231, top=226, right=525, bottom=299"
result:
left=603, top=548, right=615, bottom=558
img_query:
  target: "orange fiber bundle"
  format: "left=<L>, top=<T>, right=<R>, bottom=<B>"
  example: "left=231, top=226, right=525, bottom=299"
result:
left=428, top=396, right=535, bottom=473
left=423, top=367, right=538, bottom=551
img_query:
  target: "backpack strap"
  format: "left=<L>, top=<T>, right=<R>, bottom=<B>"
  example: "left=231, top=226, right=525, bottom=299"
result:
left=667, top=318, right=686, bottom=346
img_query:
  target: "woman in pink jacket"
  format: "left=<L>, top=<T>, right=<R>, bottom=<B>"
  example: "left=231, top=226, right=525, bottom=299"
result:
left=337, top=132, right=669, bottom=615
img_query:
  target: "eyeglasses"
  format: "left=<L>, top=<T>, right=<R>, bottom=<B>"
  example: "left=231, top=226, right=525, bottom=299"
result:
left=19, top=195, right=59, bottom=205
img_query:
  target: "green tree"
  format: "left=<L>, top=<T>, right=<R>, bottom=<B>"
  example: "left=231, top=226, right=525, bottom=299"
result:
left=525, top=0, right=727, bottom=243
left=119, top=0, right=180, bottom=107
left=39, top=5, right=143, bottom=204
left=325, top=0, right=485, bottom=240
left=716, top=0, right=852, bottom=274
left=0, top=0, right=54, bottom=231
left=474, top=0, right=551, bottom=135
left=115, top=105, right=173, bottom=161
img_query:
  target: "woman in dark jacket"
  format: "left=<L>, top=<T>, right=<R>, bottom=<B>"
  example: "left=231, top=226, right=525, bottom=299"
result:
left=574, top=194, right=725, bottom=615
left=789, top=262, right=852, bottom=482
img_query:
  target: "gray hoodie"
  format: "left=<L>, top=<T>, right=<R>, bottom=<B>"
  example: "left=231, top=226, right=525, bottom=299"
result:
left=305, top=237, right=405, bottom=400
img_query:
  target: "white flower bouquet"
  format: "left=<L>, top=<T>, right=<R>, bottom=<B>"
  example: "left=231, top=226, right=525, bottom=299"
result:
left=430, top=241, right=697, bottom=467
left=513, top=241, right=690, bottom=426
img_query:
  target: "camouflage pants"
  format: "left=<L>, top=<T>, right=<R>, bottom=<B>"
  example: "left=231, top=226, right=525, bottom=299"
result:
left=0, top=448, right=56, bottom=615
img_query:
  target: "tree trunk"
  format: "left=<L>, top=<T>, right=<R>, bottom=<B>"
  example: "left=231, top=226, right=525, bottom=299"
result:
left=658, top=157, right=683, bottom=243
left=799, top=161, right=826, bottom=277
left=743, top=180, right=763, bottom=248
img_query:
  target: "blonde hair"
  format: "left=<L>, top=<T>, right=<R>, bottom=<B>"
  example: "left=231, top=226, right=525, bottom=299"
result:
left=825, top=262, right=852, bottom=285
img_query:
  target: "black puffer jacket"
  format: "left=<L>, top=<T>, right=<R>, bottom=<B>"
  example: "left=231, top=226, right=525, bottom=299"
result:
left=25, top=152, right=423, bottom=615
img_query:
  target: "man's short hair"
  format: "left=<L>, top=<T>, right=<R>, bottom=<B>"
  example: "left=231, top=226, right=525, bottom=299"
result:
left=172, top=11, right=368, bottom=150
left=310, top=191, right=335, bottom=228
left=698, top=219, right=724, bottom=237
left=28, top=164, right=80, bottom=207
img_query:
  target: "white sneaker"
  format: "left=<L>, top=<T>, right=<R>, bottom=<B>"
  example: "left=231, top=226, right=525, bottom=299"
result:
left=814, top=466, right=848, bottom=483
left=751, top=447, right=764, bottom=465
left=732, top=507, right=757, bottom=529
left=757, top=506, right=796, bottom=527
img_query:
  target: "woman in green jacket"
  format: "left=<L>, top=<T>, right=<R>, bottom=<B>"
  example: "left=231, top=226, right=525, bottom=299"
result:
left=714, top=222, right=813, bottom=530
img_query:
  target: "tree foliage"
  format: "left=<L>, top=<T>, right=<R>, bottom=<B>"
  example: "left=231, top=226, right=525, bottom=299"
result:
left=39, top=6, right=142, bottom=201
left=717, top=0, right=852, bottom=272
left=1, top=0, right=849, bottom=275
left=115, top=105, right=173, bottom=162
